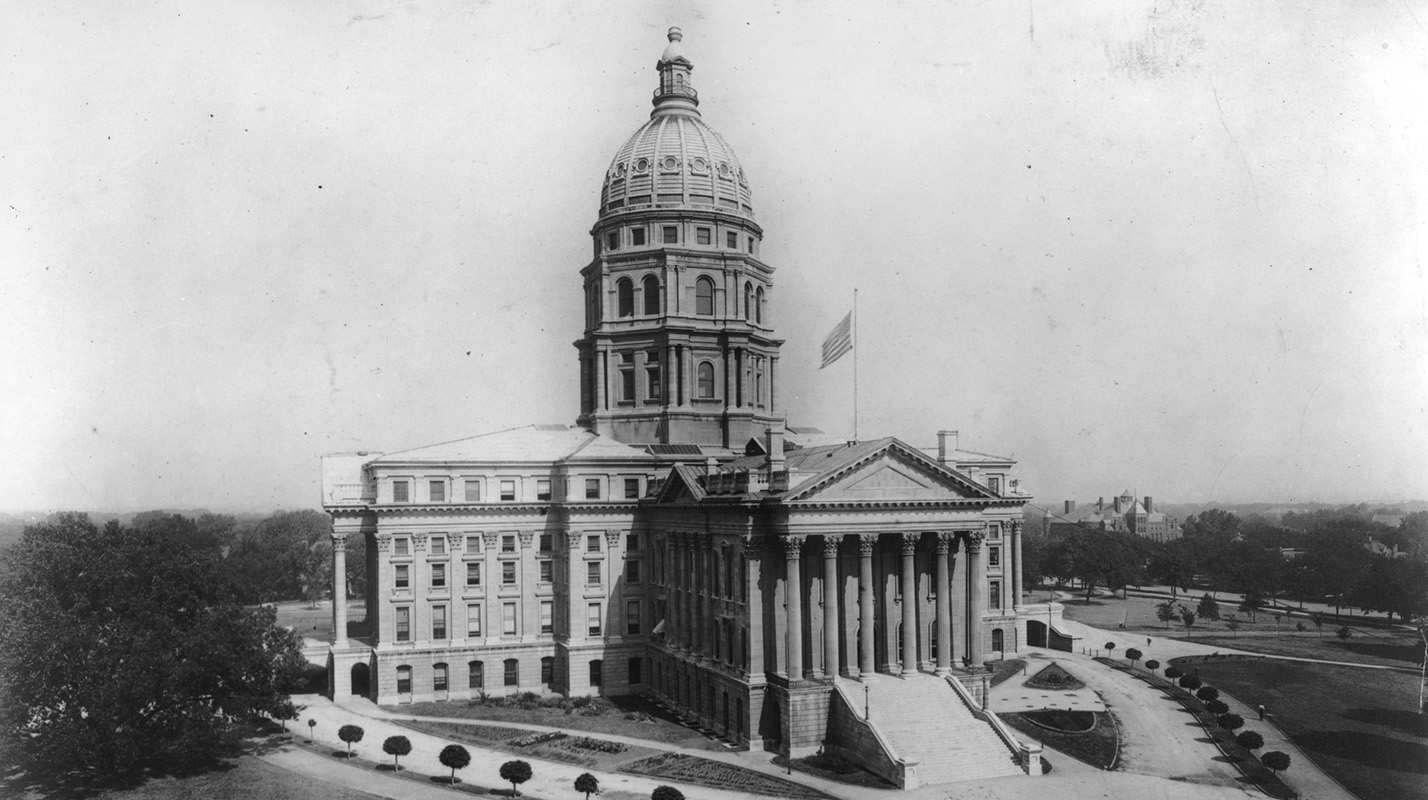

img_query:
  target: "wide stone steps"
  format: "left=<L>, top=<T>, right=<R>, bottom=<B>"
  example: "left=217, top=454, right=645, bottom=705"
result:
left=864, top=673, right=1023, bottom=785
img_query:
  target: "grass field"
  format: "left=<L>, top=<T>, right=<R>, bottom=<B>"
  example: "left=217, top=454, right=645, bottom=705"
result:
left=3, top=754, right=384, bottom=800
left=1173, top=656, right=1428, bottom=800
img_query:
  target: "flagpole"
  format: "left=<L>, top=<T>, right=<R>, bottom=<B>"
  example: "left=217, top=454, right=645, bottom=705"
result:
left=853, top=288, right=859, bottom=442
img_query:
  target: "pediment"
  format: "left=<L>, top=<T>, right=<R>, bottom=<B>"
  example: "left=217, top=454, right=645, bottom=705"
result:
left=797, top=450, right=990, bottom=503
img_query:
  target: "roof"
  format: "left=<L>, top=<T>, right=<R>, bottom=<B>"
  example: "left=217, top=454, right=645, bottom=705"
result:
left=370, top=425, right=657, bottom=465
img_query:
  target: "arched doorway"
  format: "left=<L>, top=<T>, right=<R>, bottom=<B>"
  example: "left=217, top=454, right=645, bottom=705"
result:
left=1026, top=620, right=1047, bottom=648
left=992, top=628, right=1005, bottom=653
left=350, top=662, right=370, bottom=697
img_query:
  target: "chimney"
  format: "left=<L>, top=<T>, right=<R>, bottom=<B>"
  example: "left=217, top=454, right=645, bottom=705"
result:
left=1144, top=496, right=1153, bottom=513
left=705, top=457, right=719, bottom=478
left=766, top=422, right=785, bottom=479
left=1064, top=500, right=1076, bottom=514
left=1097, top=496, right=1104, bottom=511
left=936, top=429, right=958, bottom=465
left=1113, top=496, right=1123, bottom=513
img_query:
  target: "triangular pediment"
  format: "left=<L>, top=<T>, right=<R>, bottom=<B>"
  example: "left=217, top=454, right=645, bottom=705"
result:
left=791, top=444, right=993, bottom=503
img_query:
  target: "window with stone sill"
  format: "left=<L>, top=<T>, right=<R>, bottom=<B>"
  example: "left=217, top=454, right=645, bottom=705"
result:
left=502, top=562, right=516, bottom=585
left=662, top=226, right=678, bottom=244
left=587, top=561, right=602, bottom=585
left=430, top=535, right=446, bottom=555
left=539, top=533, right=553, bottom=552
left=631, top=227, right=646, bottom=246
left=624, top=478, right=641, bottom=499
left=696, top=227, right=711, bottom=245
left=395, top=607, right=410, bottom=642
left=500, top=479, right=516, bottom=501
left=394, top=537, right=410, bottom=557
left=394, top=564, right=409, bottom=590
left=503, top=657, right=519, bottom=685
left=431, top=563, right=446, bottom=588
left=726, top=230, right=738, bottom=248
left=429, top=480, right=445, bottom=503
left=469, top=660, right=484, bottom=689
left=392, top=480, right=410, bottom=503
left=585, top=478, right=601, bottom=500
left=467, top=604, right=481, bottom=637
left=539, top=560, right=553, bottom=583
left=432, top=605, right=447, bottom=640
left=537, top=479, right=551, bottom=501
left=396, top=665, right=412, bottom=694
left=463, top=480, right=480, bottom=502
left=466, top=562, right=481, bottom=587
left=988, top=546, right=1000, bottom=568
left=502, top=604, right=517, bottom=636
left=586, top=534, right=601, bottom=553
left=502, top=535, right=516, bottom=553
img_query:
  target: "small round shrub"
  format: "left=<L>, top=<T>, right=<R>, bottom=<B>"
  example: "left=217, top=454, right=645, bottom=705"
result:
left=1261, top=751, right=1291, bottom=773
left=1125, top=648, right=1143, bottom=664
left=338, top=724, right=364, bottom=757
left=1236, top=730, right=1265, bottom=751
left=1164, top=665, right=1184, bottom=679
left=1145, top=659, right=1160, bottom=672
left=1179, top=675, right=1203, bottom=691
left=1196, top=686, right=1220, bottom=703
left=1218, top=713, right=1245, bottom=732
left=651, top=786, right=686, bottom=800
left=1205, top=699, right=1229, bottom=715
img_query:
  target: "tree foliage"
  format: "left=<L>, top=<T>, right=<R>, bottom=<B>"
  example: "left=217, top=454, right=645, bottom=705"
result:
left=1144, top=659, right=1160, bottom=673
left=499, top=758, right=532, bottom=795
left=1261, top=750, right=1291, bottom=773
left=1218, top=713, right=1245, bottom=732
left=575, top=771, right=600, bottom=799
left=441, top=743, right=472, bottom=783
left=1196, top=593, right=1221, bottom=621
left=0, top=513, right=307, bottom=776
left=1155, top=601, right=1181, bottom=629
left=1205, top=699, right=1229, bottom=715
left=651, top=787, right=686, bottom=800
left=1125, top=648, right=1142, bottom=666
left=1236, top=730, right=1265, bottom=751
left=338, top=724, right=364, bottom=757
left=1196, top=686, right=1220, bottom=703
left=223, top=510, right=342, bottom=604
left=383, top=735, right=411, bottom=770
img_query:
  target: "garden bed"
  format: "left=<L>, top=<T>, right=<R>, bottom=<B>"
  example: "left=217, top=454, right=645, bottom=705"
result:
left=620, top=752, right=835, bottom=799
left=771, top=751, right=897, bottom=789
left=397, top=719, right=659, bottom=770
left=1001, top=710, right=1118, bottom=769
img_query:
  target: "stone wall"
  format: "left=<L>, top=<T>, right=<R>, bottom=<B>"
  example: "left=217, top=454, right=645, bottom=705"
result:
left=824, top=686, right=910, bottom=788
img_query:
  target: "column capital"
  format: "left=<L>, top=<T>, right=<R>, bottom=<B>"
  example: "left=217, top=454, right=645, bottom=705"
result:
left=411, top=532, right=428, bottom=552
left=374, top=533, right=392, bottom=553
left=604, top=529, right=622, bottom=547
left=331, top=530, right=350, bottom=547
left=936, top=531, right=961, bottom=554
left=899, top=532, right=919, bottom=556
left=782, top=536, right=804, bottom=560
left=822, top=535, right=841, bottom=558
left=963, top=530, right=985, bottom=553
left=519, top=530, right=536, bottom=549
left=1011, top=519, right=1024, bottom=536
left=741, top=533, right=765, bottom=559
left=563, top=530, right=582, bottom=549
left=857, top=534, right=878, bottom=556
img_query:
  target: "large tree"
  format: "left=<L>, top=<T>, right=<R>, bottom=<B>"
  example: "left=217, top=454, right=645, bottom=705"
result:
left=1352, top=555, right=1428, bottom=624
left=0, top=513, right=307, bottom=776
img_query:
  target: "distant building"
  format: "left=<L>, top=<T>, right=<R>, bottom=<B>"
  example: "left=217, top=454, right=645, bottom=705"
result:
left=1044, top=490, right=1181, bottom=543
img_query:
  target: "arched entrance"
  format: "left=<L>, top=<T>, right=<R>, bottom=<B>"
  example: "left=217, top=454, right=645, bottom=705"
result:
left=1026, top=620, right=1047, bottom=648
left=350, top=662, right=370, bottom=697
left=991, top=628, right=1005, bottom=653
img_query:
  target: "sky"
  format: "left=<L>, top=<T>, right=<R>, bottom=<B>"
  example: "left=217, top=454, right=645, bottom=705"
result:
left=3, top=0, right=1426, bottom=513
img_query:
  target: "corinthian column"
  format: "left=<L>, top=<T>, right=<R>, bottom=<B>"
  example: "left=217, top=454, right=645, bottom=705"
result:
left=858, top=534, right=876, bottom=677
left=331, top=530, right=348, bottom=646
left=934, top=532, right=955, bottom=676
left=822, top=536, right=840, bottom=678
left=966, top=530, right=987, bottom=667
left=1011, top=520, right=1024, bottom=609
left=784, top=537, right=804, bottom=680
left=899, top=533, right=918, bottom=677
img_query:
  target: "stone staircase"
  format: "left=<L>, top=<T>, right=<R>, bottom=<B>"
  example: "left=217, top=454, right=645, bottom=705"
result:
left=862, top=673, right=1023, bottom=784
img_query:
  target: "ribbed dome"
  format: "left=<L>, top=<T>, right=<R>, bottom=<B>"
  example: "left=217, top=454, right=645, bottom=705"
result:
left=598, top=28, right=754, bottom=221
left=600, top=115, right=753, bottom=219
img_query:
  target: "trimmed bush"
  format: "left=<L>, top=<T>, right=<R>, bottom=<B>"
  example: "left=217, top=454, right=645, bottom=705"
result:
left=1164, top=665, right=1184, bottom=680
left=441, top=744, right=471, bottom=784
left=1195, top=686, right=1220, bottom=703
left=499, top=759, right=532, bottom=796
left=1125, top=648, right=1142, bottom=666
left=1178, top=675, right=1203, bottom=691
left=575, top=772, right=600, bottom=799
left=652, top=787, right=686, bottom=800
left=1144, top=659, right=1159, bottom=673
left=1218, top=713, right=1245, bottom=732
left=382, top=735, right=411, bottom=770
left=1236, top=730, right=1265, bottom=751
left=1205, top=699, right=1229, bottom=715
left=1261, top=750, right=1291, bottom=774
left=338, top=724, right=364, bottom=758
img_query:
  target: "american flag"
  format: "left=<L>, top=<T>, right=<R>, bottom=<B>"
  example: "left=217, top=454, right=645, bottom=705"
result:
left=820, top=311, right=853, bottom=369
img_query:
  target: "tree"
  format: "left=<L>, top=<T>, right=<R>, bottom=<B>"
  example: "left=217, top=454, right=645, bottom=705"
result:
left=1272, top=612, right=1283, bottom=637
left=500, top=758, right=533, bottom=795
left=651, top=787, right=686, bottom=800
left=1155, top=601, right=1180, bottom=629
left=1196, top=686, right=1220, bottom=703
left=441, top=744, right=472, bottom=784
left=1180, top=607, right=1197, bottom=628
left=1236, top=731, right=1265, bottom=751
left=1164, top=665, right=1184, bottom=680
left=1337, top=625, right=1353, bottom=640
left=1218, top=713, right=1245, bottom=732
left=1309, top=611, right=1325, bottom=638
left=338, top=725, right=364, bottom=758
left=1145, top=659, right=1160, bottom=673
left=1239, top=589, right=1264, bottom=622
left=383, top=735, right=411, bottom=771
left=1352, top=555, right=1428, bottom=624
left=1179, top=675, right=1203, bottom=691
left=1125, top=648, right=1142, bottom=667
left=1205, top=699, right=1229, bottom=715
left=1226, top=618, right=1241, bottom=637
left=1105, top=642, right=1117, bottom=655
left=222, top=510, right=337, bottom=604
left=575, top=772, right=600, bottom=799
left=1149, top=539, right=1200, bottom=597
left=1196, top=594, right=1221, bottom=621
left=1261, top=751, right=1291, bottom=774
left=1184, top=509, right=1241, bottom=540
left=0, top=513, right=308, bottom=776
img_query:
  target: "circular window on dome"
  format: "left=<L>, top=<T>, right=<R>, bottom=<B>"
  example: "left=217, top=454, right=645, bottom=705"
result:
left=614, top=162, right=628, bottom=177
left=633, top=158, right=650, bottom=174
left=691, top=157, right=709, bottom=174
left=660, top=155, right=681, bottom=172
left=717, top=162, right=732, bottom=179
left=737, top=168, right=748, bottom=186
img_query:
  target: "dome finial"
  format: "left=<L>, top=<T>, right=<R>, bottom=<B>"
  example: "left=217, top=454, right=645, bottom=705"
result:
left=654, top=25, right=697, bottom=114
left=667, top=26, right=682, bottom=42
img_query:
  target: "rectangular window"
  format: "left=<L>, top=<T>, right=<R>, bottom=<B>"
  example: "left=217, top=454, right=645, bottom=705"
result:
left=626, top=600, right=641, bottom=635
left=726, top=231, right=738, bottom=248
left=747, top=237, right=755, bottom=253
left=465, top=562, right=481, bottom=587
left=395, top=606, right=410, bottom=642
left=502, top=562, right=516, bottom=585
left=626, top=532, right=640, bottom=551
left=466, top=534, right=481, bottom=551
left=626, top=560, right=641, bottom=584
left=469, top=661, right=484, bottom=689
left=620, top=362, right=635, bottom=402
left=431, top=536, right=446, bottom=555
left=646, top=364, right=661, bottom=400
left=696, top=227, right=711, bottom=245
left=431, top=563, right=446, bottom=588
left=539, top=533, right=553, bottom=552
left=504, top=658, right=519, bottom=686
left=585, top=478, right=601, bottom=499
left=540, top=600, right=554, bottom=633
left=587, top=561, right=601, bottom=585
left=989, top=522, right=1002, bottom=540
left=396, top=667, right=411, bottom=694
left=541, top=657, right=554, bottom=684
left=392, top=480, right=410, bottom=503
left=429, top=480, right=445, bottom=502
left=662, top=225, right=678, bottom=244
left=500, top=479, right=516, bottom=501
left=587, top=534, right=601, bottom=553
left=989, top=546, right=1001, bottom=567
left=536, top=479, right=551, bottom=501
left=624, top=478, right=641, bottom=499
left=502, top=602, right=517, bottom=635
left=989, top=580, right=1002, bottom=610
left=467, top=604, right=482, bottom=637
left=631, top=227, right=646, bottom=246
left=989, top=476, right=1002, bottom=495
left=463, top=479, right=481, bottom=502
left=539, top=560, right=553, bottom=583
left=606, top=231, right=619, bottom=251
left=394, top=564, right=409, bottom=590
left=432, top=605, right=447, bottom=640
left=587, top=603, right=602, bottom=636
left=433, top=663, right=447, bottom=691
left=501, top=534, right=516, bottom=553
left=394, top=537, right=409, bottom=556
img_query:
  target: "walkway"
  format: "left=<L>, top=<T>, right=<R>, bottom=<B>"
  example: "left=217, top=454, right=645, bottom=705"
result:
left=990, top=654, right=1106, bottom=713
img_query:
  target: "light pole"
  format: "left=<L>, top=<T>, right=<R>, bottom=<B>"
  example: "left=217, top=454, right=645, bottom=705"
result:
left=864, top=684, right=870, bottom=720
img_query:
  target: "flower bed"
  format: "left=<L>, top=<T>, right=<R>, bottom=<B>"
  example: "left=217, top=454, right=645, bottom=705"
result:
left=621, top=752, right=836, bottom=799
left=510, top=730, right=567, bottom=748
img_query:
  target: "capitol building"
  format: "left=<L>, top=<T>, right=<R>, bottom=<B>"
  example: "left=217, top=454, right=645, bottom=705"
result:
left=322, top=28, right=1059, bottom=787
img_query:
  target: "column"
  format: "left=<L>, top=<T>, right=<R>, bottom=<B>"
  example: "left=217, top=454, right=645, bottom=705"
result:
left=594, top=348, right=607, bottom=411
left=565, top=531, right=585, bottom=645
left=822, top=536, right=840, bottom=677
left=680, top=345, right=692, bottom=408
left=899, top=534, right=918, bottom=676
left=1011, top=520, right=1024, bottom=608
left=331, top=531, right=348, bottom=646
left=784, top=537, right=804, bottom=680
left=770, top=356, right=778, bottom=413
left=701, top=540, right=715, bottom=658
left=934, top=532, right=954, bottom=676
left=743, top=536, right=765, bottom=676
left=858, top=534, right=876, bottom=677
left=966, top=530, right=987, bottom=667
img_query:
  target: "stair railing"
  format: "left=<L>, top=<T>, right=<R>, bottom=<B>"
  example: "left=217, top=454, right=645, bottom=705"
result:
left=944, top=675, right=1042, bottom=776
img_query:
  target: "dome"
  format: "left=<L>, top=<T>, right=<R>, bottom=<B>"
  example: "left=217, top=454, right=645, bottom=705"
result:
left=598, top=28, right=754, bottom=220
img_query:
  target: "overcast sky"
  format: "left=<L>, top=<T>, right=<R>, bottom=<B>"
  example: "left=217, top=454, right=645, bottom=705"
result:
left=4, top=0, right=1426, bottom=513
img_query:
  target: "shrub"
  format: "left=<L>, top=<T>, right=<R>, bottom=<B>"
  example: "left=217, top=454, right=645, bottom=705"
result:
left=1179, top=675, right=1202, bottom=691
left=441, top=744, right=472, bottom=784
left=1180, top=608, right=1197, bottom=628
left=569, top=736, right=626, bottom=754
left=1295, top=621, right=1306, bottom=632
left=1105, top=642, right=1116, bottom=653
left=1164, top=665, right=1184, bottom=680
left=1236, top=730, right=1265, bottom=751
left=1125, top=648, right=1142, bottom=666
left=382, top=735, right=411, bottom=770
left=500, top=759, right=533, bottom=796
left=1196, top=593, right=1220, bottom=621
left=1195, top=686, right=1220, bottom=703
left=575, top=772, right=600, bottom=799
left=1144, top=659, right=1160, bottom=673
left=338, top=724, right=364, bottom=758
left=1218, top=713, right=1245, bottom=732
left=1336, top=626, right=1353, bottom=640
left=651, top=787, right=685, bottom=800
left=1261, top=751, right=1291, bottom=774
left=1205, top=699, right=1229, bottom=715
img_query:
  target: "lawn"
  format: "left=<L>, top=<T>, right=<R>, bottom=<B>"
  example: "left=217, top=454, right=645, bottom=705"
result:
left=1001, top=710, right=1119, bottom=770
left=2, top=754, right=385, bottom=800
left=274, top=599, right=368, bottom=643
left=1177, top=631, right=1423, bottom=670
left=1172, top=656, right=1428, bottom=800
